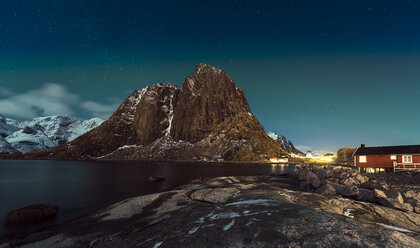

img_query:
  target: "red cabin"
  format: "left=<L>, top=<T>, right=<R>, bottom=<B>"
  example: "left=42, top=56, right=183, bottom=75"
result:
left=353, top=144, right=420, bottom=171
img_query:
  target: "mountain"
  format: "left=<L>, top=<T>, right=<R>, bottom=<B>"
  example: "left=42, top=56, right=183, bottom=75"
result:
left=0, top=115, right=103, bottom=154
left=25, top=64, right=287, bottom=162
left=0, top=136, right=16, bottom=153
left=0, top=115, right=19, bottom=138
left=267, top=131, right=305, bottom=156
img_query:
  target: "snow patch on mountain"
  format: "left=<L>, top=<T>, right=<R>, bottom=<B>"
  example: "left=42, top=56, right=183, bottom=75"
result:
left=0, top=115, right=104, bottom=153
left=0, top=136, right=16, bottom=153
left=6, top=126, right=56, bottom=153
left=122, top=87, right=148, bottom=124
left=0, top=115, right=20, bottom=138
left=267, top=131, right=304, bottom=155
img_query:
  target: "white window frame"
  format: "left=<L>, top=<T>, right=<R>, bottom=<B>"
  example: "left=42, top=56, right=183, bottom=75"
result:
left=402, top=155, right=412, bottom=163
left=390, top=155, right=397, bottom=160
left=359, top=155, right=367, bottom=163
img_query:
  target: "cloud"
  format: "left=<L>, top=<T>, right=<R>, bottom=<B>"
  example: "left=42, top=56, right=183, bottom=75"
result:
left=0, top=83, right=120, bottom=120
left=81, top=101, right=119, bottom=119
left=0, top=87, right=14, bottom=96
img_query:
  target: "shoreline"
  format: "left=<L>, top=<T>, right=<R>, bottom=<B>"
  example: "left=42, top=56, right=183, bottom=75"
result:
left=1, top=172, right=419, bottom=247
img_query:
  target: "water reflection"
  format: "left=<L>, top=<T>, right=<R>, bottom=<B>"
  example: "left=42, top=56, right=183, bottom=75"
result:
left=271, top=163, right=293, bottom=175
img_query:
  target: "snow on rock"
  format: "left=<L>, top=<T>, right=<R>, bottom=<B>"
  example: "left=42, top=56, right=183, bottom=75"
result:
left=376, top=223, right=415, bottom=233
left=0, top=115, right=19, bottom=138
left=6, top=126, right=56, bottom=153
left=266, top=131, right=304, bottom=155
left=0, top=136, right=16, bottom=153
left=223, top=219, right=235, bottom=231
left=123, top=87, right=148, bottom=123
left=0, top=115, right=104, bottom=154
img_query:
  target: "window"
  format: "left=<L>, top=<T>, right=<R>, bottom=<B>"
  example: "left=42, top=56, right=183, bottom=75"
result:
left=359, top=156, right=367, bottom=163
left=390, top=155, right=397, bottom=160
left=402, top=155, right=412, bottom=163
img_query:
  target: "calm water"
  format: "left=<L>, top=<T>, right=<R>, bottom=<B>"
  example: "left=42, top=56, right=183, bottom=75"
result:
left=0, top=160, right=295, bottom=237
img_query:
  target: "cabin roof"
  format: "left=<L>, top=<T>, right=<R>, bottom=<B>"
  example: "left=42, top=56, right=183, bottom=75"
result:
left=354, top=145, right=420, bottom=156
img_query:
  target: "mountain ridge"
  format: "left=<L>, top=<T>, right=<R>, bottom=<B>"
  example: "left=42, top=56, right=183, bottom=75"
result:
left=0, top=115, right=103, bottom=154
left=266, top=131, right=304, bottom=155
left=13, top=64, right=288, bottom=162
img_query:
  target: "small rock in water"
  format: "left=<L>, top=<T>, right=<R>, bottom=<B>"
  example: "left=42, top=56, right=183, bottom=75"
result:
left=148, top=174, right=166, bottom=182
left=5, top=204, right=58, bottom=225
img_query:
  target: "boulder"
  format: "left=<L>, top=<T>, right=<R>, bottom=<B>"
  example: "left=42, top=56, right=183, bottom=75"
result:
left=325, top=178, right=339, bottom=184
left=384, top=189, right=404, bottom=204
left=304, top=171, right=321, bottom=188
left=374, top=189, right=413, bottom=212
left=353, top=174, right=368, bottom=185
left=292, top=166, right=301, bottom=177
left=5, top=204, right=58, bottom=225
left=330, top=183, right=359, bottom=198
left=357, top=188, right=375, bottom=202
left=341, top=178, right=357, bottom=187
left=312, top=176, right=322, bottom=188
left=360, top=180, right=389, bottom=191
left=337, top=172, right=350, bottom=181
left=316, top=169, right=330, bottom=179
left=298, top=168, right=310, bottom=181
left=190, top=187, right=239, bottom=204
left=373, top=189, right=387, bottom=199
left=315, top=183, right=337, bottom=195
left=403, top=190, right=420, bottom=199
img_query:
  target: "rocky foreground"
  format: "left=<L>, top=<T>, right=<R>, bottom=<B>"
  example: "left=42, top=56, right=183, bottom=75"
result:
left=293, top=165, right=420, bottom=213
left=1, top=173, right=419, bottom=248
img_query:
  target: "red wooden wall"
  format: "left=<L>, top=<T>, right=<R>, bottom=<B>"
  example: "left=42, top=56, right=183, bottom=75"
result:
left=355, top=154, right=420, bottom=168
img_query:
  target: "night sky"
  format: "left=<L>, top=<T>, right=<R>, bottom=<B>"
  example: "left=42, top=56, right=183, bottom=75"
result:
left=1, top=0, right=420, bottom=153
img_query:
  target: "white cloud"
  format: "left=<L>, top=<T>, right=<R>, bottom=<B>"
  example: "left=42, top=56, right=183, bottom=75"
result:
left=81, top=101, right=119, bottom=119
left=0, top=87, right=14, bottom=96
left=0, top=83, right=121, bottom=120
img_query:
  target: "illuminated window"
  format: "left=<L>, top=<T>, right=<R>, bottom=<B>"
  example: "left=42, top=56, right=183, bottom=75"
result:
left=390, top=155, right=397, bottom=160
left=359, top=156, right=367, bottom=163
left=402, top=155, right=412, bottom=163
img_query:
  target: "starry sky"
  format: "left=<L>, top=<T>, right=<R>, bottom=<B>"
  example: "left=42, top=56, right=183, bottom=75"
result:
left=1, top=0, right=420, bottom=153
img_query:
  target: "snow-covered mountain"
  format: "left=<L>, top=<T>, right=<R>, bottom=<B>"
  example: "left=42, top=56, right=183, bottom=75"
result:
left=266, top=131, right=305, bottom=156
left=0, top=136, right=16, bottom=153
left=0, top=115, right=19, bottom=138
left=0, top=115, right=103, bottom=154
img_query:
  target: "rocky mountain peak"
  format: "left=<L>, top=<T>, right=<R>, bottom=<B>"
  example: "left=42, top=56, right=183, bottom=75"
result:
left=171, top=64, right=251, bottom=142
left=20, top=64, right=287, bottom=162
left=194, top=63, right=223, bottom=74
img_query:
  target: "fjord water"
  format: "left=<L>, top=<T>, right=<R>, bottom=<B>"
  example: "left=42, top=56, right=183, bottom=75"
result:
left=0, top=160, right=294, bottom=236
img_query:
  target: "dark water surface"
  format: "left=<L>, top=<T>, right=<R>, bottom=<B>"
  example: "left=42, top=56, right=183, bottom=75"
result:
left=0, top=160, right=294, bottom=237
